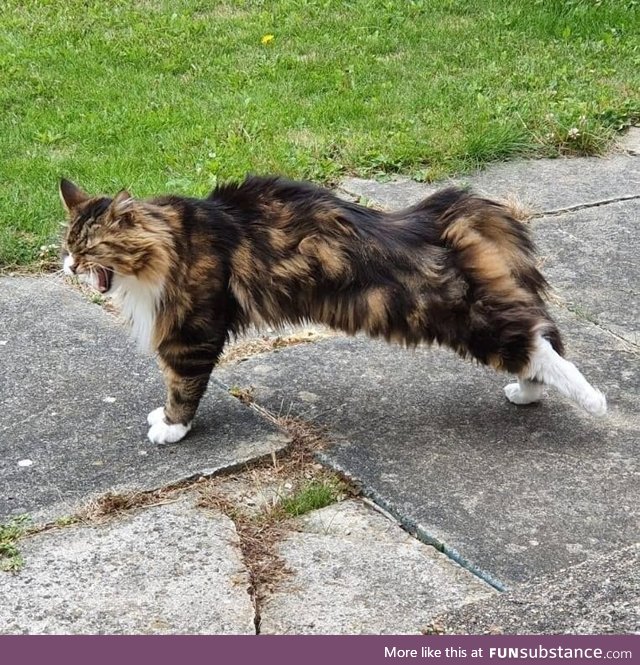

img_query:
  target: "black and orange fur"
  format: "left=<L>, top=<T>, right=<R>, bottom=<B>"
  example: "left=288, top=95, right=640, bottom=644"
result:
left=60, top=176, right=565, bottom=435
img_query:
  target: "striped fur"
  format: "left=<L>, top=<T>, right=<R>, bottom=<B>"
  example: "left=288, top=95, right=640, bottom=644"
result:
left=60, top=176, right=604, bottom=443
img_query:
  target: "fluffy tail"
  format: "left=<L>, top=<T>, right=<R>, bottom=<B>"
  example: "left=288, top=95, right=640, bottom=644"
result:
left=419, top=187, right=563, bottom=354
left=421, top=187, right=549, bottom=296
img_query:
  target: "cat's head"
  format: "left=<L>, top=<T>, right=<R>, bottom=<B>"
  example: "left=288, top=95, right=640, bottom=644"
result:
left=59, top=179, right=171, bottom=294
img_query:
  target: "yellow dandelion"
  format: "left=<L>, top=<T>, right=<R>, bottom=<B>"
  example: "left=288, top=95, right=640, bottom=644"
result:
left=261, top=34, right=275, bottom=45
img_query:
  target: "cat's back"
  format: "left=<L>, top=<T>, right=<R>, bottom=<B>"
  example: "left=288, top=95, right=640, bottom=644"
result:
left=208, top=175, right=343, bottom=220
left=208, top=174, right=392, bottom=243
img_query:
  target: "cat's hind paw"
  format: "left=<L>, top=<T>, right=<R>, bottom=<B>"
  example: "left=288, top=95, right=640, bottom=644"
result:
left=504, top=381, right=543, bottom=405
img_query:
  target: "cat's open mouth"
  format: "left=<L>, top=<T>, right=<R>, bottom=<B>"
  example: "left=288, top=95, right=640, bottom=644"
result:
left=95, top=267, right=114, bottom=293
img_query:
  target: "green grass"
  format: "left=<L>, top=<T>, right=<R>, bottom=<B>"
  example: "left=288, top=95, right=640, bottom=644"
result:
left=279, top=478, right=343, bottom=517
left=1, top=0, right=638, bottom=268
left=0, top=515, right=30, bottom=572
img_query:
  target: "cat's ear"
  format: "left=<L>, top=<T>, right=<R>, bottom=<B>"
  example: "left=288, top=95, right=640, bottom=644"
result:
left=59, top=179, right=89, bottom=213
left=108, top=189, right=135, bottom=225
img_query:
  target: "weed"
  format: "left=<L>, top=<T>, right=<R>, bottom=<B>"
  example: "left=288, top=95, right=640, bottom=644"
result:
left=0, top=515, right=30, bottom=572
left=421, top=620, right=448, bottom=635
left=75, top=490, right=180, bottom=523
left=54, top=515, right=79, bottom=528
left=221, top=330, right=327, bottom=365
left=567, top=302, right=600, bottom=325
left=280, top=478, right=344, bottom=517
left=229, top=385, right=256, bottom=405
left=536, top=113, right=616, bottom=156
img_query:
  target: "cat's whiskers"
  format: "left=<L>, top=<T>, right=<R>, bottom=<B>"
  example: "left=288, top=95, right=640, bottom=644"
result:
left=49, top=265, right=85, bottom=286
left=48, top=269, right=67, bottom=281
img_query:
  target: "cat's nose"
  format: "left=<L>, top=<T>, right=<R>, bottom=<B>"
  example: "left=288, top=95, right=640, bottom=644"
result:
left=63, top=253, right=77, bottom=275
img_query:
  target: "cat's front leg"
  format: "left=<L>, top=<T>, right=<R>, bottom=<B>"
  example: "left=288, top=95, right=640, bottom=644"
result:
left=147, top=404, right=192, bottom=444
left=147, top=359, right=215, bottom=445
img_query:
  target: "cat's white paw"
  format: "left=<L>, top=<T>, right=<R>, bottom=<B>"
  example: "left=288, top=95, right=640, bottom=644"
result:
left=147, top=418, right=192, bottom=445
left=147, top=406, right=166, bottom=426
left=504, top=382, right=542, bottom=405
left=582, top=389, right=607, bottom=417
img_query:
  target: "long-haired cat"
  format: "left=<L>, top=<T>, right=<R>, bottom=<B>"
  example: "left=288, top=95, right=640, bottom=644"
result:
left=59, top=176, right=606, bottom=444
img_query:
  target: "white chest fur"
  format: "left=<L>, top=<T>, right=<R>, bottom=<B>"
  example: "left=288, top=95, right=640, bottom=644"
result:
left=112, top=275, right=164, bottom=353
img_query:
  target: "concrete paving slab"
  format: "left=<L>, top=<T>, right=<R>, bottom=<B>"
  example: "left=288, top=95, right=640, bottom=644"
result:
left=436, top=544, right=639, bottom=635
left=217, top=309, right=639, bottom=588
left=259, top=499, right=495, bottom=635
left=0, top=499, right=255, bottom=634
left=532, top=201, right=639, bottom=346
left=0, top=277, right=288, bottom=522
left=618, top=127, right=640, bottom=156
left=340, top=153, right=640, bottom=213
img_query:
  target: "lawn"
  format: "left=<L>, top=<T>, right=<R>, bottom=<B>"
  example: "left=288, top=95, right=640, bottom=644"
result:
left=1, top=0, right=638, bottom=268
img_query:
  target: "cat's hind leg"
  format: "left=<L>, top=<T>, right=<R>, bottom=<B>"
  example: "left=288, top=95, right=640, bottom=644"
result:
left=504, top=378, right=544, bottom=405
left=506, top=333, right=606, bottom=416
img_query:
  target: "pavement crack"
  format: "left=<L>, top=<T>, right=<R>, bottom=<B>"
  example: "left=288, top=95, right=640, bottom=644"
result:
left=532, top=193, right=640, bottom=218
left=316, top=453, right=508, bottom=593
left=597, top=326, right=640, bottom=355
left=18, top=408, right=354, bottom=633
left=196, top=490, right=287, bottom=635
left=552, top=300, right=640, bottom=356
left=196, top=394, right=358, bottom=634
left=224, top=385, right=510, bottom=594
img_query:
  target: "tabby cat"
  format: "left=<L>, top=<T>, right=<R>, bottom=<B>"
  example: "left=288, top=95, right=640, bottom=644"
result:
left=59, top=176, right=606, bottom=444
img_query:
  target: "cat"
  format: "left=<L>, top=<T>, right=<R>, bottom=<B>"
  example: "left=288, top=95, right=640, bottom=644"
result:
left=59, top=176, right=606, bottom=444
